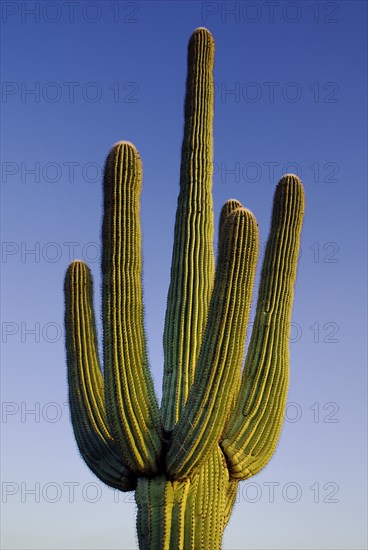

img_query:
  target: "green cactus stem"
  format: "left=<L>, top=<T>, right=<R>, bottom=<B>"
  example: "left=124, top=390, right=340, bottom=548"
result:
left=64, top=27, right=305, bottom=549
left=162, top=28, right=215, bottom=432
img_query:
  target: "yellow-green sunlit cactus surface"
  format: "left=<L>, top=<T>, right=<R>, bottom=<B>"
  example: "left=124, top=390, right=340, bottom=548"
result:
left=64, top=27, right=305, bottom=549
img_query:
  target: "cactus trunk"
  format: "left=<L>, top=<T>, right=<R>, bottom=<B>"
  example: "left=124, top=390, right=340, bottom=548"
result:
left=135, top=448, right=238, bottom=550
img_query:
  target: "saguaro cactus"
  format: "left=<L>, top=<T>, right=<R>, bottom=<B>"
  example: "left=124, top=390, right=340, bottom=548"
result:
left=64, top=28, right=304, bottom=549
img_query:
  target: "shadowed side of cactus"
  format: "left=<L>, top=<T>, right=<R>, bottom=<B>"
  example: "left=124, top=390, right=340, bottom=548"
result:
left=64, top=27, right=304, bottom=549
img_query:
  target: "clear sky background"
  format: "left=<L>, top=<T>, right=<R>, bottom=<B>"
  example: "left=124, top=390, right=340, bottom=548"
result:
left=1, top=1, right=367, bottom=549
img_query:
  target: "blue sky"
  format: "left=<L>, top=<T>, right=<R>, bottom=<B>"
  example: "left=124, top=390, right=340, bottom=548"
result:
left=1, top=1, right=367, bottom=548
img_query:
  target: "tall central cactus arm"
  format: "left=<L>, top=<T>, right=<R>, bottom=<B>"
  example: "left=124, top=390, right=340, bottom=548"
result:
left=161, top=28, right=215, bottom=432
left=166, top=202, right=259, bottom=479
left=102, top=142, right=162, bottom=475
left=64, top=261, right=136, bottom=491
left=221, top=175, right=305, bottom=480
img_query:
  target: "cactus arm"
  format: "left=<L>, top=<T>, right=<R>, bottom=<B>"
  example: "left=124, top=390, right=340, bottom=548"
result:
left=102, top=142, right=162, bottom=476
left=161, top=28, right=215, bottom=431
left=166, top=204, right=259, bottom=479
left=64, top=260, right=136, bottom=491
left=221, top=175, right=305, bottom=480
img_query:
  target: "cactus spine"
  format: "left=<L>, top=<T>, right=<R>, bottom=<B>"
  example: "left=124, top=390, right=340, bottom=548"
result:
left=64, top=28, right=305, bottom=549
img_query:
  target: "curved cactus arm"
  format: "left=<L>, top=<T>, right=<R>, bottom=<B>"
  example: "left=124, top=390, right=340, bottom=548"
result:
left=162, top=27, right=215, bottom=432
left=166, top=203, right=259, bottom=479
left=64, top=261, right=136, bottom=491
left=221, top=175, right=305, bottom=480
left=102, top=142, right=162, bottom=476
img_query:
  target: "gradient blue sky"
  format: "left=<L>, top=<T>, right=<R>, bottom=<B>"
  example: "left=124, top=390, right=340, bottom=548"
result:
left=1, top=1, right=367, bottom=549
